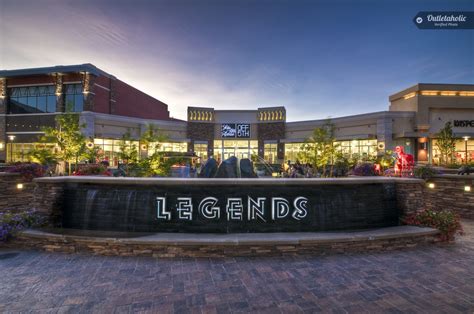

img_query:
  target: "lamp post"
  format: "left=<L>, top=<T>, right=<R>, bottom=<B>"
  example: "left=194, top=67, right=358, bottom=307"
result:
left=8, top=135, right=15, bottom=162
left=463, top=136, right=471, bottom=164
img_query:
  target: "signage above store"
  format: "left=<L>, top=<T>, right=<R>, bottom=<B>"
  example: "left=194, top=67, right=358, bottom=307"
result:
left=454, top=120, right=474, bottom=127
left=221, top=123, right=251, bottom=138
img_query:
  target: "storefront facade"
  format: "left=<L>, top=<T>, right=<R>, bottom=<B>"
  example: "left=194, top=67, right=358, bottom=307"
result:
left=0, top=65, right=473, bottom=166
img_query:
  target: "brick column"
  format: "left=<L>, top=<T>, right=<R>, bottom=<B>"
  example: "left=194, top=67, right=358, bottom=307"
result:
left=277, top=142, right=285, bottom=161
left=0, top=78, right=7, bottom=114
left=55, top=75, right=64, bottom=112
left=109, top=78, right=117, bottom=114
left=83, top=73, right=96, bottom=112
left=258, top=139, right=264, bottom=159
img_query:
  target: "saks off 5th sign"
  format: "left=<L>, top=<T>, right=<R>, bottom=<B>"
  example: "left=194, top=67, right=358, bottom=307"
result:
left=221, top=123, right=251, bottom=138
left=156, top=196, right=309, bottom=221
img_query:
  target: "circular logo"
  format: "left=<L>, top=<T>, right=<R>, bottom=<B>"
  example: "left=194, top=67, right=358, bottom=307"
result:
left=416, top=17, right=423, bottom=24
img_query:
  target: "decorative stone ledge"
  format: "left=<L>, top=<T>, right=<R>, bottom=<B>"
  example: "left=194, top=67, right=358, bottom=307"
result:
left=34, top=176, right=424, bottom=186
left=8, top=226, right=440, bottom=257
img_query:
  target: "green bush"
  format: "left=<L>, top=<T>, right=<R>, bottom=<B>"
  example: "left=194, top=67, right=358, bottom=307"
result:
left=403, top=209, right=463, bottom=242
left=413, top=165, right=439, bottom=179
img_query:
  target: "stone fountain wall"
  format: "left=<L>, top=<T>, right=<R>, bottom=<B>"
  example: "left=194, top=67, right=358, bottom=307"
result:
left=29, top=177, right=417, bottom=233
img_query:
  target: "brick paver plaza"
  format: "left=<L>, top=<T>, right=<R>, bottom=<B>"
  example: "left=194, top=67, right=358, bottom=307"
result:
left=1, top=221, right=473, bottom=313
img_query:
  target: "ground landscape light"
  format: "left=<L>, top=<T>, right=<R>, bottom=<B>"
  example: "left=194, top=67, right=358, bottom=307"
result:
left=16, top=183, right=23, bottom=190
left=465, top=186, right=472, bottom=192
left=428, top=182, right=435, bottom=189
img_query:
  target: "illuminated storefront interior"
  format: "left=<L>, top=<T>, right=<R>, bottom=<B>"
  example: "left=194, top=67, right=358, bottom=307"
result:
left=431, top=138, right=474, bottom=165
left=213, top=140, right=258, bottom=162
left=284, top=139, right=378, bottom=163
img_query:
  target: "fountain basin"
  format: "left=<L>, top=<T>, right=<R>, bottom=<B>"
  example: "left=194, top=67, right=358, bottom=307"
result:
left=33, top=177, right=423, bottom=233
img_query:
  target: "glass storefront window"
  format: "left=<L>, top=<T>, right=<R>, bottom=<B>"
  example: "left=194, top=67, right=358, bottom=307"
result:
left=8, top=85, right=56, bottom=113
left=213, top=140, right=258, bottom=162
left=64, top=83, right=84, bottom=112
left=264, top=143, right=278, bottom=164
left=194, top=144, right=208, bottom=164
left=432, top=139, right=474, bottom=165
left=284, top=143, right=304, bottom=163
left=6, top=143, right=57, bottom=162
left=284, top=139, right=377, bottom=164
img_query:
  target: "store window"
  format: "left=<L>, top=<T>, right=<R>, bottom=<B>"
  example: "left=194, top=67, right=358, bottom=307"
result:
left=264, top=143, right=278, bottom=164
left=94, top=138, right=139, bottom=166
left=213, top=140, right=258, bottom=162
left=284, top=143, right=304, bottom=163
left=9, top=85, right=56, bottom=113
left=6, top=143, right=57, bottom=162
left=64, top=83, right=84, bottom=112
left=432, top=138, right=474, bottom=165
left=336, top=139, right=377, bottom=160
left=194, top=143, right=208, bottom=163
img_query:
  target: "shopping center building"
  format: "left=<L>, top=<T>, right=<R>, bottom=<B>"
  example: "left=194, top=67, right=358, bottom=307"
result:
left=0, top=64, right=473, bottom=165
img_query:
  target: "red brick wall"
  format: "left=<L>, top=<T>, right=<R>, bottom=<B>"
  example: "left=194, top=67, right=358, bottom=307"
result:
left=92, top=76, right=111, bottom=114
left=7, top=76, right=55, bottom=86
left=5, top=72, right=171, bottom=120
left=113, top=79, right=170, bottom=120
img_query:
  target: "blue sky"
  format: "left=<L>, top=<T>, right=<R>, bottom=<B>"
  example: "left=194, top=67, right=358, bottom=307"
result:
left=0, top=0, right=473, bottom=121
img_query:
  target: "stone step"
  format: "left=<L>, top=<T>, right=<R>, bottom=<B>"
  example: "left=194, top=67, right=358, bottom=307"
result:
left=7, top=226, right=440, bottom=258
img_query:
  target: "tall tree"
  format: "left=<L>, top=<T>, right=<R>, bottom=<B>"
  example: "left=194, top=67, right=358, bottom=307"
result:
left=435, top=122, right=457, bottom=165
left=41, top=113, right=86, bottom=175
left=299, top=119, right=341, bottom=177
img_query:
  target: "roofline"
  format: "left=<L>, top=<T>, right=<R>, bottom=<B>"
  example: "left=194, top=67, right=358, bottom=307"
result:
left=286, top=111, right=415, bottom=125
left=0, top=63, right=115, bottom=79
left=389, top=83, right=474, bottom=101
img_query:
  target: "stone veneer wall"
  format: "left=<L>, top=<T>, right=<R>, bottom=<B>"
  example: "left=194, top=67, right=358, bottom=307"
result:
left=395, top=175, right=474, bottom=219
left=0, top=175, right=472, bottom=222
left=423, top=175, right=474, bottom=219
left=0, top=173, right=35, bottom=212
left=8, top=230, right=438, bottom=257
left=394, top=181, right=425, bottom=217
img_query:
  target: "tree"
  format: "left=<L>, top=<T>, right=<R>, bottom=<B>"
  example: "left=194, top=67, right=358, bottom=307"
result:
left=138, top=124, right=174, bottom=177
left=81, top=143, right=104, bottom=164
left=42, top=113, right=86, bottom=175
left=435, top=122, right=457, bottom=165
left=299, top=119, right=341, bottom=177
left=116, top=130, right=139, bottom=176
left=27, top=145, right=58, bottom=169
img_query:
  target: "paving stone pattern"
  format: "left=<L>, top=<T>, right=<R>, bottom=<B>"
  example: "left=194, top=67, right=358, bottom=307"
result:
left=1, top=220, right=473, bottom=313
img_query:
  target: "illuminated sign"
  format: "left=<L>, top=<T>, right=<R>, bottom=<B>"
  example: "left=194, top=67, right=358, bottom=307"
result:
left=454, top=120, right=474, bottom=127
left=221, top=123, right=236, bottom=138
left=157, top=196, right=309, bottom=221
left=221, top=123, right=251, bottom=138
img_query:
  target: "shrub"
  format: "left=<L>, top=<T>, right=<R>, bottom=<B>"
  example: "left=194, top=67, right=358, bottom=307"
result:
left=5, top=163, right=45, bottom=181
left=414, top=165, right=439, bottom=179
left=404, top=209, right=463, bottom=242
left=352, top=162, right=376, bottom=176
left=73, top=164, right=111, bottom=176
left=0, top=209, right=44, bottom=242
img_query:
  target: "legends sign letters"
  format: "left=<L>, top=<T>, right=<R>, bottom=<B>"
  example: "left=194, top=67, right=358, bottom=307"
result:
left=156, top=196, right=309, bottom=222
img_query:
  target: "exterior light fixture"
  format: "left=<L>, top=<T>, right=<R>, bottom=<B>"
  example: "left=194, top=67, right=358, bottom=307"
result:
left=427, top=182, right=435, bottom=189
left=16, top=183, right=23, bottom=190
left=271, top=172, right=279, bottom=177
left=465, top=186, right=472, bottom=192
left=8, top=135, right=15, bottom=141
left=86, top=142, right=94, bottom=148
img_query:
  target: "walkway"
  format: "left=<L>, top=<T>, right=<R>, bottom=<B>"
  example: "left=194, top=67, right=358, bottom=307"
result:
left=0, top=221, right=473, bottom=313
